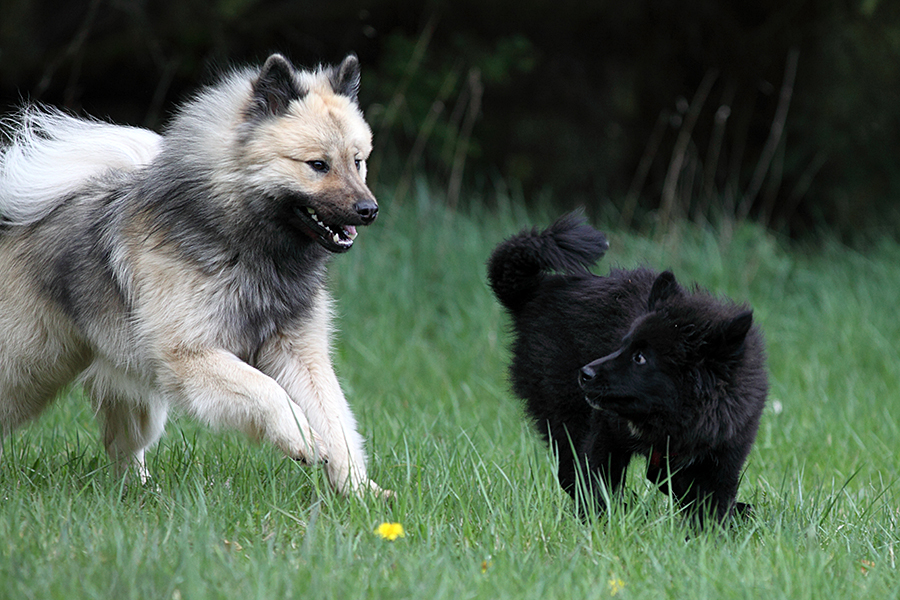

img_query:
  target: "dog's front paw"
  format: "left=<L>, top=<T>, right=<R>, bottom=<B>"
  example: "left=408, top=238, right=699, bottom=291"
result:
left=325, top=461, right=393, bottom=499
left=360, top=479, right=395, bottom=501
left=277, top=426, right=329, bottom=465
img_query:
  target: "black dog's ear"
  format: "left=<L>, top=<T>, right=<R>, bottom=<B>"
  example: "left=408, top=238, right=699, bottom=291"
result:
left=712, top=310, right=753, bottom=355
left=724, top=310, right=753, bottom=345
left=249, top=54, right=303, bottom=119
left=329, top=54, right=361, bottom=104
left=648, top=271, right=681, bottom=311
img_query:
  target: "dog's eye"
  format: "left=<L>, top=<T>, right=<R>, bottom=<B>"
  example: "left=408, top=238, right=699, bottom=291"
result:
left=307, top=160, right=330, bottom=173
left=632, top=351, right=647, bottom=365
left=354, top=158, right=362, bottom=171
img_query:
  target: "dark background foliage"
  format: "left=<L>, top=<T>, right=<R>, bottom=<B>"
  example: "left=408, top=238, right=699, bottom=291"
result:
left=2, top=0, right=898, bottom=239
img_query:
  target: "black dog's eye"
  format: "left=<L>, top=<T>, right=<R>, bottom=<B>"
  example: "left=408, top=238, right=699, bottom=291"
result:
left=307, top=160, right=330, bottom=173
left=632, top=351, right=647, bottom=365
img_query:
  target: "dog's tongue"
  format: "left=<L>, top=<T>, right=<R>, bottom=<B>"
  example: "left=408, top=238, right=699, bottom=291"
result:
left=343, top=225, right=358, bottom=240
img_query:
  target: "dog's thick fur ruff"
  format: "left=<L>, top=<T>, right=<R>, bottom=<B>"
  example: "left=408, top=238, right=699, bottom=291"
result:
left=0, top=54, right=387, bottom=497
left=488, top=213, right=768, bottom=524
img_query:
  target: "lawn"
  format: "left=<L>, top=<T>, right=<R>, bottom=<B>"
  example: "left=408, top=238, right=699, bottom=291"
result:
left=1, top=187, right=898, bottom=599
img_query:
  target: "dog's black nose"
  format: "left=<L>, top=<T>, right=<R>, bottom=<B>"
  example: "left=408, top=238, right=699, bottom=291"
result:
left=355, top=200, right=378, bottom=224
left=578, top=365, right=596, bottom=388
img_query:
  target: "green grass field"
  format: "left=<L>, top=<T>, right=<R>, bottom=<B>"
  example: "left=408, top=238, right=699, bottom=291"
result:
left=2, top=188, right=898, bottom=599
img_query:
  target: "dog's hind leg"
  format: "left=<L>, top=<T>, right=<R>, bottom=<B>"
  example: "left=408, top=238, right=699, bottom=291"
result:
left=0, top=273, right=91, bottom=439
left=84, top=364, right=168, bottom=483
left=96, top=397, right=168, bottom=483
left=0, top=372, right=71, bottom=438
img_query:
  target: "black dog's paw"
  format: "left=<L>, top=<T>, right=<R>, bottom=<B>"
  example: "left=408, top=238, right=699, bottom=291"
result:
left=733, top=501, right=754, bottom=518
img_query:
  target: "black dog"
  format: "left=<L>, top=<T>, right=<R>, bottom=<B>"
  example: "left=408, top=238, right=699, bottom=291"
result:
left=488, top=213, right=767, bottom=524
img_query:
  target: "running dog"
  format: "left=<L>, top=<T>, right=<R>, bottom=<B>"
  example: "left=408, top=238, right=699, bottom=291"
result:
left=488, top=213, right=767, bottom=524
left=0, top=54, right=388, bottom=497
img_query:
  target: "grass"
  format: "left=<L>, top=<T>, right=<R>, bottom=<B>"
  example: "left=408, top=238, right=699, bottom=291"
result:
left=2, top=185, right=899, bottom=599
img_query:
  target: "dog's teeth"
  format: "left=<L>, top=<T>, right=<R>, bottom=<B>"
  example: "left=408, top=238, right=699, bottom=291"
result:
left=306, top=208, right=323, bottom=224
left=300, top=206, right=353, bottom=247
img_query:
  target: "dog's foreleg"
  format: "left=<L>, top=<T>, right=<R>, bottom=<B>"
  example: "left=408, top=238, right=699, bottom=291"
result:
left=257, top=293, right=388, bottom=498
left=161, top=348, right=328, bottom=465
left=661, top=455, right=740, bottom=527
left=266, top=351, right=377, bottom=496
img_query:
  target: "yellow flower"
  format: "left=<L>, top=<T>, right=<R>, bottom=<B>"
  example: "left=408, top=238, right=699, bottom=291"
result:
left=375, top=522, right=405, bottom=541
left=608, top=576, right=625, bottom=596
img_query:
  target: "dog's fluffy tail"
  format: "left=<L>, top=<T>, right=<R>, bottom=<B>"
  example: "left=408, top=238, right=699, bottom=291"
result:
left=487, top=211, right=609, bottom=312
left=0, top=105, right=162, bottom=225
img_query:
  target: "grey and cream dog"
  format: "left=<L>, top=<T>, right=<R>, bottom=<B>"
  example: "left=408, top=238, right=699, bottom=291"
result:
left=0, top=54, right=388, bottom=497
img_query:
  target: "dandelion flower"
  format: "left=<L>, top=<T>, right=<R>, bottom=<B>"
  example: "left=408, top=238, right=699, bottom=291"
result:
left=375, top=522, right=405, bottom=541
left=608, top=576, right=625, bottom=596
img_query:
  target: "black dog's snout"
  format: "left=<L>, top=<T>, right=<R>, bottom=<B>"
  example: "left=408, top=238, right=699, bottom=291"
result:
left=355, top=200, right=379, bottom=224
left=578, top=365, right=596, bottom=388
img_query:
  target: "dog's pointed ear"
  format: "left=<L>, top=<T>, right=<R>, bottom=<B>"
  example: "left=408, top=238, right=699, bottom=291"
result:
left=329, top=54, right=361, bottom=104
left=712, top=310, right=754, bottom=356
left=724, top=310, right=753, bottom=345
left=249, top=54, right=303, bottom=119
left=648, top=271, right=681, bottom=311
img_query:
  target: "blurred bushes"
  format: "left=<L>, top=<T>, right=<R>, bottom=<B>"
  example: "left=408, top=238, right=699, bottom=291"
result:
left=1, top=0, right=899, bottom=239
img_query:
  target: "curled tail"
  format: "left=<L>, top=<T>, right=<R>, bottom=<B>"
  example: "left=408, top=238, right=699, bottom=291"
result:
left=0, top=105, right=162, bottom=225
left=487, top=211, right=609, bottom=312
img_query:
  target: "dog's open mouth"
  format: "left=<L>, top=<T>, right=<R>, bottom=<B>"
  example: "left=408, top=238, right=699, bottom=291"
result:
left=584, top=394, right=602, bottom=410
left=294, top=206, right=358, bottom=253
left=582, top=388, right=626, bottom=412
